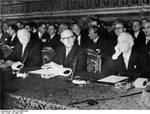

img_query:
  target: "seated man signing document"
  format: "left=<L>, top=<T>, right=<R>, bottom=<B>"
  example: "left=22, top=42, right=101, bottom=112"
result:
left=102, top=32, right=147, bottom=78
left=42, top=29, right=87, bottom=76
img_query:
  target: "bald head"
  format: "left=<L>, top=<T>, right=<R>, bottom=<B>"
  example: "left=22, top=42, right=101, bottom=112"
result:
left=61, top=29, right=75, bottom=48
left=61, top=29, right=74, bottom=38
left=117, top=32, right=134, bottom=53
left=17, top=29, right=30, bottom=45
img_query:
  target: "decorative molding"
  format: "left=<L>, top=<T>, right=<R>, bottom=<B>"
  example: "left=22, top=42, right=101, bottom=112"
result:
left=0, top=0, right=150, bottom=21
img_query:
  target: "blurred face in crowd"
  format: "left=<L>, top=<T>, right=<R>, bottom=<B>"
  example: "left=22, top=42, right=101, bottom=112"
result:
left=47, top=25, right=56, bottom=36
left=141, top=19, right=148, bottom=28
left=118, top=33, right=134, bottom=53
left=71, top=24, right=81, bottom=36
left=58, top=24, right=68, bottom=35
left=61, top=29, right=75, bottom=48
left=38, top=24, right=46, bottom=34
left=114, top=23, right=126, bottom=36
left=8, top=26, right=16, bottom=36
left=143, top=22, right=150, bottom=37
left=16, top=22, right=23, bottom=29
left=90, top=21, right=98, bottom=27
left=132, top=21, right=141, bottom=33
left=2, top=22, right=9, bottom=32
left=17, top=29, right=30, bottom=46
left=88, top=28, right=98, bottom=40
left=25, top=25, right=31, bottom=32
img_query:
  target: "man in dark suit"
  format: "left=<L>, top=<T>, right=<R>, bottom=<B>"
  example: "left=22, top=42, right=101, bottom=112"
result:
left=102, top=32, right=147, bottom=78
left=142, top=22, right=150, bottom=75
left=0, top=48, right=3, bottom=60
left=6, top=29, right=43, bottom=71
left=130, top=20, right=146, bottom=50
left=87, top=26, right=111, bottom=64
left=7, top=24, right=19, bottom=47
left=52, top=29, right=87, bottom=75
left=109, top=20, right=127, bottom=55
left=0, top=25, right=10, bottom=44
left=44, top=24, right=62, bottom=51
left=70, top=23, right=90, bottom=49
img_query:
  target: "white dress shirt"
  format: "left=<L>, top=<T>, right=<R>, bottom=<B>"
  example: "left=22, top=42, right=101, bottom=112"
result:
left=93, top=36, right=99, bottom=43
left=77, top=35, right=81, bottom=46
left=11, top=34, right=16, bottom=41
left=66, top=47, right=71, bottom=57
left=0, top=33, right=2, bottom=40
left=22, top=45, right=27, bottom=57
left=50, top=34, right=55, bottom=39
left=134, top=31, right=139, bottom=38
left=146, top=36, right=150, bottom=45
left=123, top=50, right=132, bottom=69
left=38, top=32, right=42, bottom=39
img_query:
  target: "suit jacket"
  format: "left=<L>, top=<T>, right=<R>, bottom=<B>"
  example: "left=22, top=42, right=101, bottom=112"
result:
left=102, top=50, right=147, bottom=78
left=74, top=31, right=91, bottom=49
left=7, top=35, right=19, bottom=47
left=87, top=37, right=112, bottom=64
left=44, top=34, right=62, bottom=51
left=0, top=32, right=11, bottom=43
left=52, top=44, right=87, bottom=75
left=31, top=32, right=48, bottom=44
left=7, top=40, right=43, bottom=69
left=0, top=48, right=3, bottom=60
left=143, top=40, right=150, bottom=75
left=131, top=31, right=146, bottom=50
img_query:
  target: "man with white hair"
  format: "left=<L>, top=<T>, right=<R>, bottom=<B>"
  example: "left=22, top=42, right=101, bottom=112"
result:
left=6, top=28, right=43, bottom=71
left=102, top=32, right=147, bottom=78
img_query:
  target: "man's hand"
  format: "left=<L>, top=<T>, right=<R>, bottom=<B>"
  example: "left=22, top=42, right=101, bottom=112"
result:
left=11, top=61, right=24, bottom=71
left=112, top=44, right=121, bottom=60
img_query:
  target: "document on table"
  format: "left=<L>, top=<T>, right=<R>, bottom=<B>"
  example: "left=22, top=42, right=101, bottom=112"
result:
left=97, top=75, right=129, bottom=83
left=29, top=69, right=51, bottom=74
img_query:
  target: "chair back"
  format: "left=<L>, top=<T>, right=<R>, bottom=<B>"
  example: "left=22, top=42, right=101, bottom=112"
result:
left=42, top=47, right=55, bottom=64
left=86, top=49, right=102, bottom=73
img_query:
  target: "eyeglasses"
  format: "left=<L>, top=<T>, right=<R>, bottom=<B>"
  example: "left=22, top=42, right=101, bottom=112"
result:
left=114, top=27, right=124, bottom=30
left=61, top=36, right=74, bottom=40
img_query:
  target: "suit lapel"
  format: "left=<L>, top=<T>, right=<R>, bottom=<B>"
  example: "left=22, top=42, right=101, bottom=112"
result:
left=128, top=50, right=134, bottom=70
left=147, top=40, right=150, bottom=50
left=119, top=54, right=127, bottom=71
left=66, top=45, right=76, bottom=60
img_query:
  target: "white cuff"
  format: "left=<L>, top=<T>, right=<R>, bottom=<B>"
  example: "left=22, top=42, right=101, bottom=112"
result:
left=112, top=54, right=119, bottom=60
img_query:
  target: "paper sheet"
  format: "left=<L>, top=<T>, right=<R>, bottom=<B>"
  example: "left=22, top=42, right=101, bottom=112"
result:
left=98, top=75, right=129, bottom=83
left=29, top=69, right=51, bottom=74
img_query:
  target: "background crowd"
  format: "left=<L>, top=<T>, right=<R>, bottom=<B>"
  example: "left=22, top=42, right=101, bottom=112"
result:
left=0, top=15, right=150, bottom=78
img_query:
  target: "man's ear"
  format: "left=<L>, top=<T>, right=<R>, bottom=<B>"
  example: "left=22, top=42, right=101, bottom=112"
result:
left=73, top=36, right=76, bottom=40
left=60, top=39, right=63, bottom=43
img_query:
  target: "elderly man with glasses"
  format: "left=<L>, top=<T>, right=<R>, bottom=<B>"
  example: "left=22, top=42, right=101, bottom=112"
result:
left=51, top=29, right=87, bottom=76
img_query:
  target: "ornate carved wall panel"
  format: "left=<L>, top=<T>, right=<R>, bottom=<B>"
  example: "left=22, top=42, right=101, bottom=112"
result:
left=0, top=0, right=150, bottom=22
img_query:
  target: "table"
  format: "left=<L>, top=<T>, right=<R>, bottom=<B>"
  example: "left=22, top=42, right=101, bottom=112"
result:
left=2, top=73, right=150, bottom=110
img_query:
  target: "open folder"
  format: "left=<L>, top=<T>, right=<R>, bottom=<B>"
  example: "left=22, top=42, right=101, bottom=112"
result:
left=96, top=75, right=129, bottom=85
